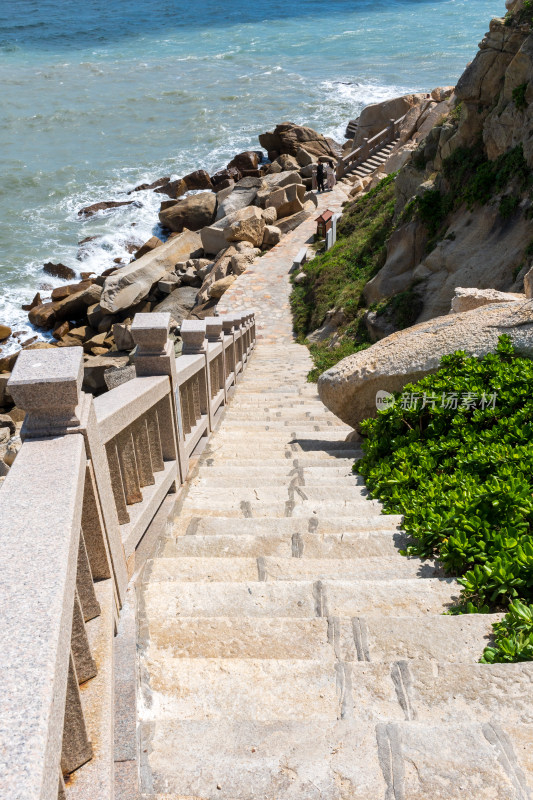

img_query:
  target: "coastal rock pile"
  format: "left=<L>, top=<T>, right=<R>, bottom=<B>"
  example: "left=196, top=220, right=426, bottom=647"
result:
left=1, top=121, right=343, bottom=406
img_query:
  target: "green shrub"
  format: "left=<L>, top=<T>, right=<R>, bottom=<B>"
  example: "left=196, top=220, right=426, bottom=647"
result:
left=356, top=336, right=533, bottom=661
left=499, top=194, right=520, bottom=219
left=481, top=600, right=533, bottom=663
left=512, top=82, right=528, bottom=111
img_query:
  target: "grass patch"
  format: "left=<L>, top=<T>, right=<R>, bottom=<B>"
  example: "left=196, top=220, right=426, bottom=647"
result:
left=373, top=288, right=424, bottom=331
left=306, top=339, right=371, bottom=383
left=356, top=335, right=533, bottom=662
left=291, top=174, right=396, bottom=339
left=512, top=82, right=528, bottom=111
left=290, top=174, right=396, bottom=379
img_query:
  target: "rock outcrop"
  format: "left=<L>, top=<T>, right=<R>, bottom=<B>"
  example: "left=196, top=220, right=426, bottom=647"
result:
left=259, top=122, right=337, bottom=161
left=318, top=301, right=533, bottom=428
left=100, top=230, right=202, bottom=313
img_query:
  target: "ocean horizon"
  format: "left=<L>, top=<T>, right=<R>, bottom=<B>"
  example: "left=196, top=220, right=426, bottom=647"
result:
left=0, top=0, right=502, bottom=352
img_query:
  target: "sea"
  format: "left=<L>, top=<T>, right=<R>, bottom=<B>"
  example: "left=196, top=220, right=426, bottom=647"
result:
left=0, top=0, right=502, bottom=353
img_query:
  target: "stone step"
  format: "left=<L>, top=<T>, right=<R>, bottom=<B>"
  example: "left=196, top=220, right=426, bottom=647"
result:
left=141, top=578, right=459, bottom=619
left=172, top=515, right=403, bottom=536
left=142, top=616, right=334, bottom=660
left=139, top=658, right=344, bottom=721
left=352, top=612, right=501, bottom=663
left=183, top=485, right=374, bottom=505
left=205, top=450, right=361, bottom=462
left=144, top=555, right=437, bottom=583
left=140, top=720, right=533, bottom=799
left=198, top=465, right=357, bottom=480
left=180, top=500, right=382, bottom=518
left=138, top=655, right=533, bottom=725
left=190, top=474, right=362, bottom=488
left=160, top=529, right=407, bottom=559
left=140, top=613, right=498, bottom=664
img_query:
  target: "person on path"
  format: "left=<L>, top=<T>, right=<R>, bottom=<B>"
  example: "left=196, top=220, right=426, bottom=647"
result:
left=326, top=160, right=336, bottom=190
left=316, top=161, right=326, bottom=193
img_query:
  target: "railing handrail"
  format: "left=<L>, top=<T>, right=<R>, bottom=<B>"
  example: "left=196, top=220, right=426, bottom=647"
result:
left=93, top=374, right=170, bottom=443
left=0, top=308, right=256, bottom=800
left=339, top=111, right=408, bottom=170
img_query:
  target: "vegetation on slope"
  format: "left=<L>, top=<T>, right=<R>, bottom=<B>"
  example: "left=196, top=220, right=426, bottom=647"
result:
left=290, top=174, right=397, bottom=378
left=356, top=336, right=533, bottom=662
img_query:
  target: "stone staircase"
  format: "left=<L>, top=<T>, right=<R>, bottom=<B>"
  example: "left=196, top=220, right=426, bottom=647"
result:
left=137, top=337, right=533, bottom=799
left=344, top=140, right=396, bottom=180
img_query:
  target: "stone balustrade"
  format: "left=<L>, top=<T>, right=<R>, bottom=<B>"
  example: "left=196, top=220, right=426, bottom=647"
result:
left=0, top=309, right=256, bottom=800
left=336, top=111, right=408, bottom=178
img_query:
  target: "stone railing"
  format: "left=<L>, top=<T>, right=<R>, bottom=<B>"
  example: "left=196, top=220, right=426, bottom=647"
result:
left=0, top=309, right=255, bottom=800
left=336, top=112, right=408, bottom=178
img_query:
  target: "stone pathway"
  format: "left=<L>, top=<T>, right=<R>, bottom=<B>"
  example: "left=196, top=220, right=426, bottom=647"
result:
left=137, top=189, right=533, bottom=799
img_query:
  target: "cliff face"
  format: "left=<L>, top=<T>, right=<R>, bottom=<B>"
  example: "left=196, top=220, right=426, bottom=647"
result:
left=361, top=5, right=530, bottom=317
left=363, top=0, right=533, bottom=323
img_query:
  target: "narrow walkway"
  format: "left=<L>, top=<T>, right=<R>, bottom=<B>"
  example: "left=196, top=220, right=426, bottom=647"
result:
left=137, top=190, right=533, bottom=799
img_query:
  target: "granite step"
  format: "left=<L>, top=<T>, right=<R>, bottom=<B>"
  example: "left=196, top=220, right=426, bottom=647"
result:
left=159, top=529, right=407, bottom=558
left=172, top=515, right=404, bottom=536
left=138, top=656, right=533, bottom=725
left=141, top=578, right=459, bottom=619
left=140, top=613, right=498, bottom=664
left=144, top=555, right=437, bottom=583
left=139, top=720, right=533, bottom=799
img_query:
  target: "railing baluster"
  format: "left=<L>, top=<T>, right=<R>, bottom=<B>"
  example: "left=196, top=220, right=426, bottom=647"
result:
left=146, top=407, right=165, bottom=472
left=82, top=462, right=112, bottom=580
left=71, top=589, right=97, bottom=684
left=77, top=530, right=101, bottom=622
left=116, top=429, right=143, bottom=505
left=61, top=654, right=93, bottom=776
left=105, top=439, right=130, bottom=524
left=131, top=415, right=155, bottom=487
left=155, top=394, right=178, bottom=462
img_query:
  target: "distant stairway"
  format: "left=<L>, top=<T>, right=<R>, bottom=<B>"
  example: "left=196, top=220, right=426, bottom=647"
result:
left=337, top=112, right=406, bottom=181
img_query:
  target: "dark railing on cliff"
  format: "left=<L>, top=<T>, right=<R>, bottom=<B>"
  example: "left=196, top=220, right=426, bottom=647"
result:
left=0, top=310, right=256, bottom=800
left=336, top=112, right=408, bottom=179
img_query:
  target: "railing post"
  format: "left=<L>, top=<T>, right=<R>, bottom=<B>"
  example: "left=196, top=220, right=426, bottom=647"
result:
left=8, top=347, right=128, bottom=603
left=222, top=314, right=237, bottom=391
left=131, top=312, right=183, bottom=487
left=205, top=317, right=227, bottom=406
left=180, top=319, right=217, bottom=431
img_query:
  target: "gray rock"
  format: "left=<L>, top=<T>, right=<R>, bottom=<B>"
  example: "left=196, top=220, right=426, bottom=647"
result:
left=100, top=230, right=202, bottom=313
left=318, top=301, right=533, bottom=428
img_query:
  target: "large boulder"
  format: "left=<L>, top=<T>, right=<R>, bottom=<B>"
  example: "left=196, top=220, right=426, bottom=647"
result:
left=100, top=230, right=202, bottom=313
left=259, top=122, right=337, bottom=161
left=215, top=181, right=261, bottom=221
left=152, top=286, right=198, bottom=327
left=159, top=192, right=216, bottom=232
left=227, top=151, right=261, bottom=172
left=266, top=183, right=305, bottom=219
left=351, top=94, right=426, bottom=149
left=224, top=206, right=265, bottom=247
left=183, top=170, right=213, bottom=191
left=208, top=275, right=236, bottom=299
left=318, top=301, right=533, bottom=428
left=450, top=287, right=522, bottom=313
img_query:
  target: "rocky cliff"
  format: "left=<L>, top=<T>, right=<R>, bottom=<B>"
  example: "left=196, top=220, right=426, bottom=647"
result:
left=296, top=0, right=533, bottom=357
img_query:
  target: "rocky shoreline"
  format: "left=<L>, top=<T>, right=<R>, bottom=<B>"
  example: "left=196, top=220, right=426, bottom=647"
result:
left=0, top=89, right=457, bottom=476
left=0, top=121, right=345, bottom=387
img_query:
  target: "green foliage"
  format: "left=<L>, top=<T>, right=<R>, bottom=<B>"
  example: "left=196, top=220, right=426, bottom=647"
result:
left=512, top=82, right=528, bottom=111
left=306, top=339, right=370, bottom=383
left=499, top=194, right=520, bottom=219
left=448, top=101, right=463, bottom=122
left=356, top=336, right=533, bottom=661
left=412, top=145, right=532, bottom=243
left=416, top=189, right=452, bottom=237
left=481, top=600, right=533, bottom=663
left=374, top=288, right=424, bottom=331
left=290, top=174, right=396, bottom=378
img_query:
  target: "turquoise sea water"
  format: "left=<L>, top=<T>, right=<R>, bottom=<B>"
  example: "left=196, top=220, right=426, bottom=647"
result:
left=0, top=0, right=502, bottom=351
